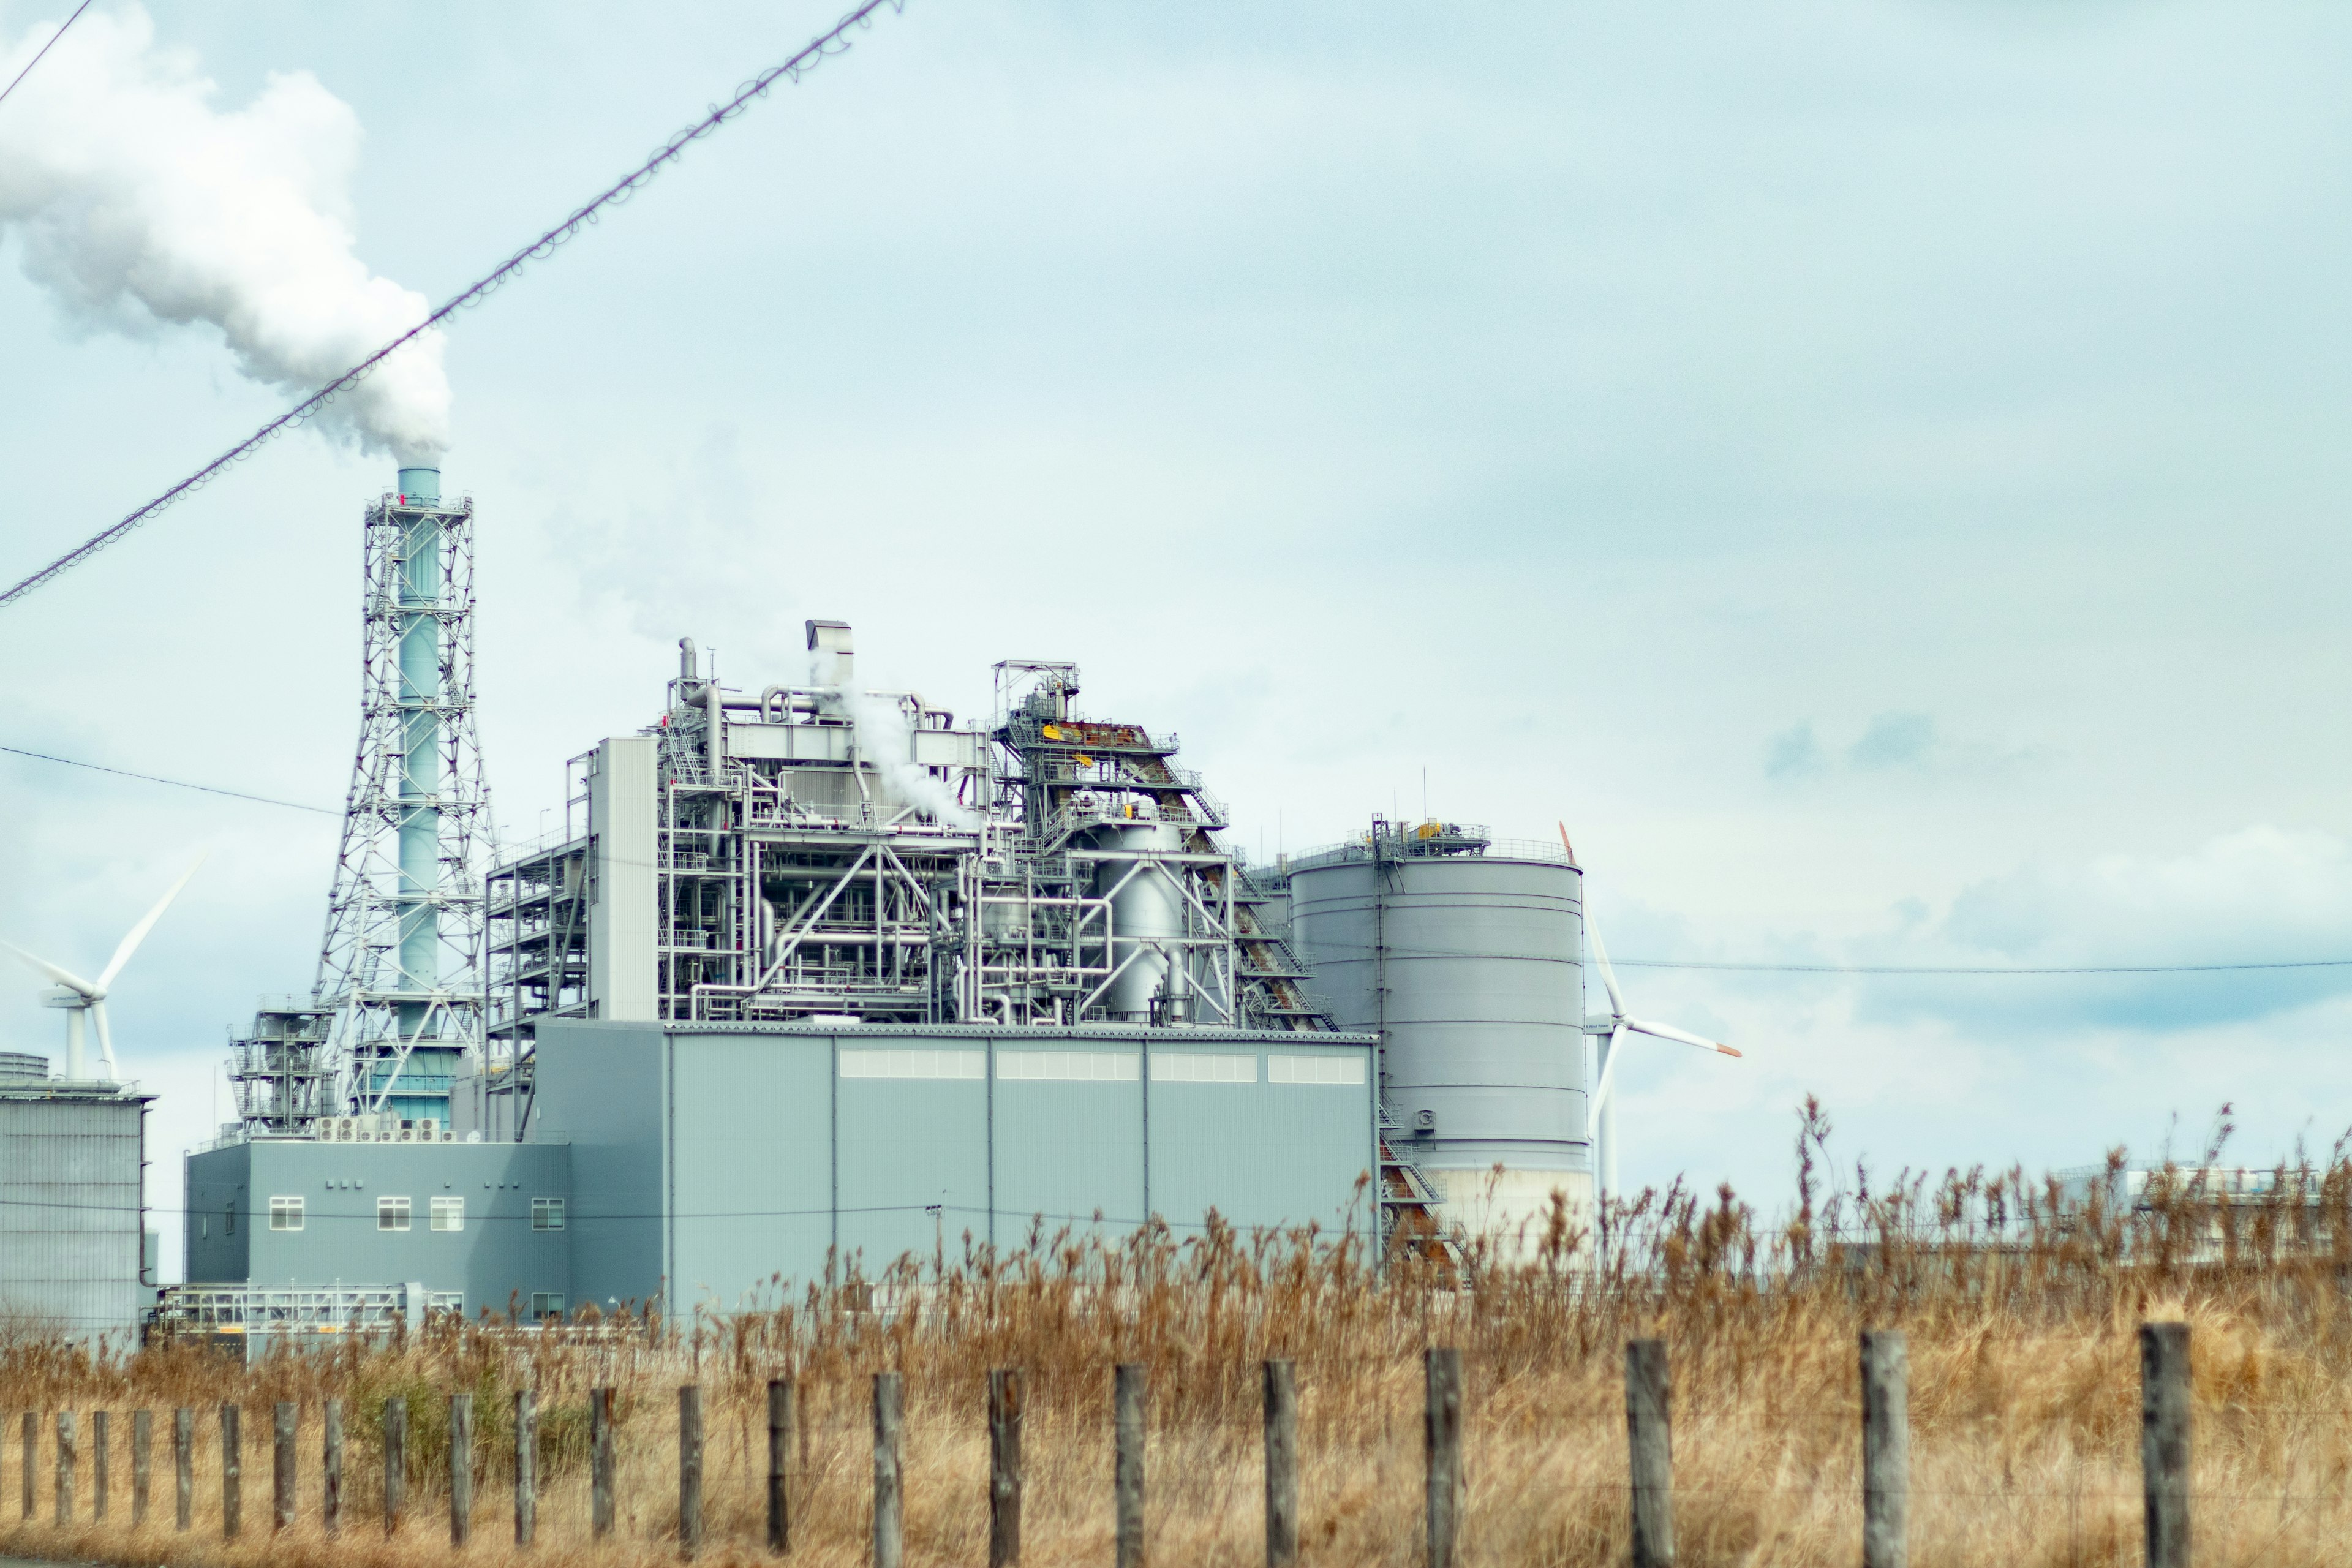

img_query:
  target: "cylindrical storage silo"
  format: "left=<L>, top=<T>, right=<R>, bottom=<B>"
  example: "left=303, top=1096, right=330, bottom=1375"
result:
left=1286, top=831, right=1586, bottom=1254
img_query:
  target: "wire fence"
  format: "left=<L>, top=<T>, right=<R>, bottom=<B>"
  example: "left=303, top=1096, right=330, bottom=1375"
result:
left=0, top=1322, right=2339, bottom=1567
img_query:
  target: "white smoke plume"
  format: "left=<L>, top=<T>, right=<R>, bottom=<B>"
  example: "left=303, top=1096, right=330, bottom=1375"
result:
left=843, top=688, right=981, bottom=829
left=0, top=6, right=450, bottom=461
left=807, top=657, right=978, bottom=827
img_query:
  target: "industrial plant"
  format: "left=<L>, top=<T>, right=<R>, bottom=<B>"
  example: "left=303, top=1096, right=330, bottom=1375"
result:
left=13, top=465, right=1737, bottom=1346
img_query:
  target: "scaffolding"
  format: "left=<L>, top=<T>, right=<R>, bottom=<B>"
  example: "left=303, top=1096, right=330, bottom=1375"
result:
left=303, top=480, right=494, bottom=1133
left=225, top=1001, right=335, bottom=1134
left=481, top=627, right=1450, bottom=1261
left=150, top=1283, right=463, bottom=1360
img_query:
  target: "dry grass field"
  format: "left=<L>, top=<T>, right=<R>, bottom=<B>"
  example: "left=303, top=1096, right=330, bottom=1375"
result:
left=4, top=1115, right=2348, bottom=1567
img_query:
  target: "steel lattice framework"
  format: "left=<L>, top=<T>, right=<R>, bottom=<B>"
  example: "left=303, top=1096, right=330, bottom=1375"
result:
left=310, top=486, right=492, bottom=1126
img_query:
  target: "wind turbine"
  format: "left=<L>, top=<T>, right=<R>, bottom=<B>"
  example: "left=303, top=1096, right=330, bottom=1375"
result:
left=1564, top=826, right=1740, bottom=1199
left=2, top=854, right=207, bottom=1082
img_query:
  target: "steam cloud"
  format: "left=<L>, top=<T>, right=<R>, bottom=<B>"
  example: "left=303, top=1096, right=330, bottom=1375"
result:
left=842, top=688, right=980, bottom=829
left=806, top=657, right=977, bottom=827
left=0, top=6, right=451, bottom=461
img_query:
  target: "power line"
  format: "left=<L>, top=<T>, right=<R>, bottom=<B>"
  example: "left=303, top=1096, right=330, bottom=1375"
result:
left=1614, top=957, right=2352, bottom=976
left=0, top=0, right=908, bottom=612
left=8, top=744, right=2342, bottom=980
left=1294, top=935, right=2352, bottom=978
left=0, top=742, right=336, bottom=814
left=0, top=0, right=93, bottom=111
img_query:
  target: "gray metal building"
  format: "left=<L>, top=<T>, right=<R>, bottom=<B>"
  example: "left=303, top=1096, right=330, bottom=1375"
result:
left=183, top=1138, right=571, bottom=1319
left=181, top=1020, right=1376, bottom=1318
left=535, top=1020, right=1377, bottom=1312
left=0, top=1052, right=153, bottom=1338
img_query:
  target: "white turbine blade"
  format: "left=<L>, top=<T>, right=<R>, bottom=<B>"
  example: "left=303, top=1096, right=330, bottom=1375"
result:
left=1586, top=905, right=1626, bottom=1018
left=0, top=938, right=99, bottom=998
left=92, top=1001, right=119, bottom=1080
left=97, top=851, right=208, bottom=990
left=1624, top=1015, right=1741, bottom=1058
left=1589, top=1025, right=1626, bottom=1118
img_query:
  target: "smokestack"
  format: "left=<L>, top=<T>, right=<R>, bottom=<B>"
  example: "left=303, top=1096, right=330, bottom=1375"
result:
left=394, top=469, right=445, bottom=1055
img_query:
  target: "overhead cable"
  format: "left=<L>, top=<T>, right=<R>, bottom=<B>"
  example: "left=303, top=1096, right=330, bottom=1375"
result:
left=0, top=742, right=336, bottom=814
left=0, top=0, right=94, bottom=112
left=1289, top=934, right=2352, bottom=977
left=0, top=0, right=908, bottom=611
left=10, top=739, right=2342, bottom=978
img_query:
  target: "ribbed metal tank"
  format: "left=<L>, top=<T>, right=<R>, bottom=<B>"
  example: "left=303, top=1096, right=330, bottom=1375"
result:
left=0, top=1085, right=149, bottom=1338
left=1285, top=825, right=1588, bottom=1250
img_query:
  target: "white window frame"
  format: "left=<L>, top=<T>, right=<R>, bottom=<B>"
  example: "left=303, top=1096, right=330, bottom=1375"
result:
left=839, top=1048, right=986, bottom=1080
left=431, top=1196, right=465, bottom=1232
left=530, top=1292, right=565, bottom=1322
left=995, top=1049, right=1141, bottom=1082
left=1267, top=1054, right=1367, bottom=1086
left=1149, top=1052, right=1258, bottom=1084
left=378, top=1196, right=412, bottom=1232
left=269, top=1196, right=304, bottom=1232
left=532, top=1197, right=565, bottom=1232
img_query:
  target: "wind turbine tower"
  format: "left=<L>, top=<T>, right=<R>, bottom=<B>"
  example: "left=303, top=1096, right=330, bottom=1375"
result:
left=303, top=465, right=493, bottom=1131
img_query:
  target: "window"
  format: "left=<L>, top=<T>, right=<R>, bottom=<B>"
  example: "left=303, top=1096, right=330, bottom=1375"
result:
left=1150, top=1052, right=1257, bottom=1084
left=530, top=1292, right=565, bottom=1322
left=1267, top=1054, right=1366, bottom=1086
left=225, top=1204, right=235, bottom=1236
left=431, top=1196, right=465, bottom=1232
left=378, top=1196, right=411, bottom=1232
left=532, top=1198, right=565, bottom=1232
left=839, top=1048, right=985, bottom=1080
left=995, top=1050, right=1140, bottom=1082
left=269, top=1197, right=304, bottom=1232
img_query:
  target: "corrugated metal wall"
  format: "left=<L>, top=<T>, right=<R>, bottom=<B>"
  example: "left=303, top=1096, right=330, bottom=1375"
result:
left=0, top=1096, right=146, bottom=1338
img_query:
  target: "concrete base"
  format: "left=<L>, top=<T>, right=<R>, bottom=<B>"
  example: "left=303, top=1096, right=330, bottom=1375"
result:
left=1427, top=1166, right=1596, bottom=1264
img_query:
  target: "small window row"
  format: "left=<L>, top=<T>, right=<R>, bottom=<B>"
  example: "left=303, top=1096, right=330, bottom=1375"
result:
left=263, top=1196, right=567, bottom=1232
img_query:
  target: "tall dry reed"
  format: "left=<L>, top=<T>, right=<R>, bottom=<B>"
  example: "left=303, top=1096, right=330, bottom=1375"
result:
left=4, top=1104, right=2348, bottom=1566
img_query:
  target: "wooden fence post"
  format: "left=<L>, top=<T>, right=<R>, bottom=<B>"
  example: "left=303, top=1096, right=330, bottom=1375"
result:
left=1426, top=1347, right=1462, bottom=1568
left=382, top=1395, right=405, bottom=1537
left=873, top=1372, right=904, bottom=1568
left=766, top=1378, right=791, bottom=1555
left=989, top=1368, right=1024, bottom=1567
left=1861, top=1332, right=1909, bottom=1568
left=21, top=1409, right=33, bottom=1520
left=91, top=1410, right=109, bottom=1523
left=1625, top=1339, right=1673, bottom=1568
left=449, top=1392, right=473, bottom=1547
left=514, top=1389, right=537, bottom=1547
left=273, top=1401, right=296, bottom=1531
left=1115, top=1365, right=1147, bottom=1568
left=591, top=1389, right=615, bottom=1540
left=130, top=1409, right=150, bottom=1526
left=1263, top=1359, right=1298, bottom=1568
left=221, top=1402, right=241, bottom=1540
left=173, top=1408, right=192, bottom=1531
left=2141, top=1322, right=2191, bottom=1568
left=679, top=1385, right=703, bottom=1560
left=55, top=1410, right=75, bottom=1525
left=92, top=1410, right=108, bottom=1521
left=323, top=1399, right=342, bottom=1536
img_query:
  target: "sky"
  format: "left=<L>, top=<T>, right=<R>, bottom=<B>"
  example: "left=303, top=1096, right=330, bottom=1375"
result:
left=2, top=1, right=2348, bottom=1281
